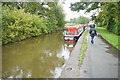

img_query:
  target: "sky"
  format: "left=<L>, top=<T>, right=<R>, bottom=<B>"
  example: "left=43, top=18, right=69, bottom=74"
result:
left=61, top=0, right=96, bottom=21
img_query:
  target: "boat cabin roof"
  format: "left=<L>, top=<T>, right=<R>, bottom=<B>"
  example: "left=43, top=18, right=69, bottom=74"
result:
left=66, top=27, right=78, bottom=32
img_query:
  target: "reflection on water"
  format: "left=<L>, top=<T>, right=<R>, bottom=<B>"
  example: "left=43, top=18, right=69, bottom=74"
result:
left=2, top=32, right=76, bottom=78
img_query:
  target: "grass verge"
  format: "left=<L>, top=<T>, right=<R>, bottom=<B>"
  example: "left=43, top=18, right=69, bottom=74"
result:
left=79, top=30, right=88, bottom=66
left=96, top=27, right=120, bottom=50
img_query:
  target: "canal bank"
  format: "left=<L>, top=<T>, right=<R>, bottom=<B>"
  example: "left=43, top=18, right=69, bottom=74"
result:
left=60, top=31, right=85, bottom=78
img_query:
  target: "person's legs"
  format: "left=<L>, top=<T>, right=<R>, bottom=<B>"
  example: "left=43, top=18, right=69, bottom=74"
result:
left=91, top=36, right=94, bottom=44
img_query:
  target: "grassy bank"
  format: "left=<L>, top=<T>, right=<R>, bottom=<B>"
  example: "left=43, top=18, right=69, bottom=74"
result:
left=96, top=27, right=119, bottom=50
left=79, top=30, right=88, bottom=66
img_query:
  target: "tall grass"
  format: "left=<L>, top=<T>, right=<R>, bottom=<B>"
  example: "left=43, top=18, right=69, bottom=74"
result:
left=79, top=30, right=88, bottom=66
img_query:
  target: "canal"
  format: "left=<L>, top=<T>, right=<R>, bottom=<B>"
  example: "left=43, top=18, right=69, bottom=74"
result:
left=2, top=31, right=76, bottom=78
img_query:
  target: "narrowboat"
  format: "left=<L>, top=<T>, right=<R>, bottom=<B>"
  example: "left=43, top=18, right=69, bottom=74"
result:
left=64, top=26, right=83, bottom=42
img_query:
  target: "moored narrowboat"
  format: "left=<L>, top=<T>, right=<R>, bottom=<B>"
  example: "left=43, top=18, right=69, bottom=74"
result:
left=64, top=26, right=83, bottom=42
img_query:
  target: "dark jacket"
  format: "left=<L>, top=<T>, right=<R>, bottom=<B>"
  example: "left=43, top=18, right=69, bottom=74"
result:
left=89, top=28, right=97, bottom=36
left=90, top=24, right=95, bottom=28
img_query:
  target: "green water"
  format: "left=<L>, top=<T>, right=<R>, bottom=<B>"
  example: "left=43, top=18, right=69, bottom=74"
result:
left=2, top=32, right=74, bottom=78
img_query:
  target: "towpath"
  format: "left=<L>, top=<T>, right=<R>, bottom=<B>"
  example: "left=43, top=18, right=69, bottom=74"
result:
left=79, top=32, right=118, bottom=78
left=60, top=29, right=118, bottom=78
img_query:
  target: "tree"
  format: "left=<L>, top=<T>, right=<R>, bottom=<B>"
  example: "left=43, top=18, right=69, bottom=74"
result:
left=70, top=2, right=120, bottom=34
left=97, top=2, right=120, bottom=34
left=2, top=2, right=66, bottom=44
left=69, top=16, right=90, bottom=24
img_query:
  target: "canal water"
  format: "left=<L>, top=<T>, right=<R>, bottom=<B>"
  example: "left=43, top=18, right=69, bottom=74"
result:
left=2, top=31, right=76, bottom=78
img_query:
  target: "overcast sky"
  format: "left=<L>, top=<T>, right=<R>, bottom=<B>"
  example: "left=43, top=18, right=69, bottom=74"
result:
left=62, top=0, right=96, bottom=21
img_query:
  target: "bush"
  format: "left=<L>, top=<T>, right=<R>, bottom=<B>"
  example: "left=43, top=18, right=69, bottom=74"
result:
left=2, top=6, right=49, bottom=44
left=112, top=26, right=119, bottom=35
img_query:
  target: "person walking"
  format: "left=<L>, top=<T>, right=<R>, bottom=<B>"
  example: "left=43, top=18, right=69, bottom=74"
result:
left=89, top=28, right=97, bottom=44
